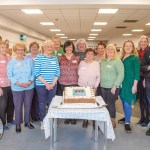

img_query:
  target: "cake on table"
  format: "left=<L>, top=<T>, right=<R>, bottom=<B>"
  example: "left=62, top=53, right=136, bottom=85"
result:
left=64, top=86, right=96, bottom=103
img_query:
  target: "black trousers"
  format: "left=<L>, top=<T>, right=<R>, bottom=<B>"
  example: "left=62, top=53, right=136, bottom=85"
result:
left=0, top=86, right=14, bottom=124
left=56, top=82, right=78, bottom=96
left=137, top=76, right=149, bottom=122
left=101, top=87, right=121, bottom=118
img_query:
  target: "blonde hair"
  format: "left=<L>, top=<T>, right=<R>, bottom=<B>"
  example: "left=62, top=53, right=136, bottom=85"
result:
left=44, top=40, right=54, bottom=46
left=75, top=38, right=88, bottom=51
left=105, top=44, right=118, bottom=59
left=13, top=41, right=26, bottom=52
left=121, top=40, right=138, bottom=58
left=0, top=40, right=9, bottom=47
left=52, top=36, right=61, bottom=44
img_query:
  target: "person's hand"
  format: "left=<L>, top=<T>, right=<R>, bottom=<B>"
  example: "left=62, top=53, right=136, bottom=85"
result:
left=132, top=85, right=137, bottom=94
left=24, top=81, right=32, bottom=87
left=16, top=82, right=27, bottom=88
left=143, top=79, right=146, bottom=88
left=111, top=87, right=116, bottom=95
left=45, top=83, right=53, bottom=90
left=0, top=88, right=3, bottom=96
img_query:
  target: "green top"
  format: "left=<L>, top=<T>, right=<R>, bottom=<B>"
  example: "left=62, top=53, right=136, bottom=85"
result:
left=52, top=47, right=65, bottom=58
left=120, top=55, right=140, bottom=104
left=100, top=58, right=124, bottom=88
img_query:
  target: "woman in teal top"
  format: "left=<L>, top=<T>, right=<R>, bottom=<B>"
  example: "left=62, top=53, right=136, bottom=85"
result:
left=119, top=40, right=140, bottom=133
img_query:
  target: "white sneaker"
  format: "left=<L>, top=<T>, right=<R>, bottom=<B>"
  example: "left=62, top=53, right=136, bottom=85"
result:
left=41, top=122, right=44, bottom=130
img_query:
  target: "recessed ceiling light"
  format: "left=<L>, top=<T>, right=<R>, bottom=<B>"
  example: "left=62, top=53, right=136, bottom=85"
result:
left=21, top=9, right=43, bottom=14
left=88, top=37, right=96, bottom=38
left=122, top=34, right=132, bottom=36
left=69, top=39, right=76, bottom=41
left=40, top=22, right=54, bottom=25
left=132, top=29, right=144, bottom=32
left=146, top=23, right=150, bottom=25
left=56, top=34, right=65, bottom=36
left=87, top=39, right=94, bottom=40
left=50, top=29, right=61, bottom=32
left=89, top=34, right=98, bottom=36
left=94, top=22, right=107, bottom=25
left=98, top=9, right=118, bottom=14
left=60, top=37, right=68, bottom=39
left=91, top=29, right=101, bottom=32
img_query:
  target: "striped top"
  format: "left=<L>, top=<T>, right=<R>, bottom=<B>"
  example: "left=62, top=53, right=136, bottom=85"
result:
left=34, top=54, right=60, bottom=86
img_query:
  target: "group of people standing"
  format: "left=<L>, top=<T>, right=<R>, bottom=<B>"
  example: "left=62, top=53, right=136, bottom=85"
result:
left=0, top=35, right=150, bottom=137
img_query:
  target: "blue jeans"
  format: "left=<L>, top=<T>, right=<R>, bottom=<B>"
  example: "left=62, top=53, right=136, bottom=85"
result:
left=121, top=98, right=132, bottom=123
left=36, top=84, right=57, bottom=121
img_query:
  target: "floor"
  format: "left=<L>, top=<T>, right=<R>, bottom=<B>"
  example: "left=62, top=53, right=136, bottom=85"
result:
left=0, top=100, right=150, bottom=150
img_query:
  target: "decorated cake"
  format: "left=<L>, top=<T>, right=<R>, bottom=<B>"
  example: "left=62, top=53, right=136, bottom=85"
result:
left=64, top=86, right=96, bottom=103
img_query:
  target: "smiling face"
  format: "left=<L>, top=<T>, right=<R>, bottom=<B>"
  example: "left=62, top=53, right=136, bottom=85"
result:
left=77, top=41, right=86, bottom=52
left=30, top=44, right=39, bottom=55
left=139, top=37, right=149, bottom=50
left=106, top=45, right=116, bottom=59
left=0, top=43, right=8, bottom=56
left=15, top=46, right=25, bottom=58
left=124, top=41, right=134, bottom=55
left=86, top=51, right=95, bottom=61
left=44, top=44, right=54, bottom=55
left=53, top=38, right=61, bottom=50
left=65, top=45, right=73, bottom=54
left=97, top=44, right=105, bottom=56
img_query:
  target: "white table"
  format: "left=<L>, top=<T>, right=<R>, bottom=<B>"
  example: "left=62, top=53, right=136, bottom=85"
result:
left=43, top=96, right=115, bottom=150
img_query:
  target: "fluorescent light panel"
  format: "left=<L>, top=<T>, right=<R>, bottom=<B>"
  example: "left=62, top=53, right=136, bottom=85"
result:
left=146, top=23, right=150, bottom=25
left=132, top=29, right=144, bottom=32
left=56, top=34, right=65, bottom=36
left=60, top=37, right=68, bottom=39
left=99, top=9, right=118, bottom=14
left=21, top=9, right=43, bottom=14
left=69, top=39, right=76, bottom=41
left=88, top=37, right=96, bottom=38
left=122, top=34, right=132, bottom=36
left=89, top=34, right=98, bottom=36
left=88, top=39, right=94, bottom=40
left=50, top=29, right=61, bottom=32
left=94, top=22, right=107, bottom=25
left=91, top=29, right=101, bottom=32
left=40, top=22, right=54, bottom=25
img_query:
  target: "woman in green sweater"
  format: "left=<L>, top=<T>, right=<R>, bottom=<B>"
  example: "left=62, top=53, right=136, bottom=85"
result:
left=119, top=40, right=140, bottom=133
left=100, top=44, right=124, bottom=128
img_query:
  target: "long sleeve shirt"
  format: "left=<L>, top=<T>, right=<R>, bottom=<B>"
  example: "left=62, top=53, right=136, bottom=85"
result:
left=0, top=54, right=11, bottom=87
left=7, top=58, right=34, bottom=91
left=100, top=58, right=124, bottom=88
left=78, top=60, right=100, bottom=88
left=34, top=54, right=60, bottom=86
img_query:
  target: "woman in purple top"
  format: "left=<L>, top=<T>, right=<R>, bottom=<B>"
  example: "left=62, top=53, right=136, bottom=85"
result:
left=26, top=41, right=40, bottom=122
left=78, top=48, right=100, bottom=128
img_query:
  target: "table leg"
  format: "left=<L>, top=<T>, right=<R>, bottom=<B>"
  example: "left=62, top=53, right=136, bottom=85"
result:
left=54, top=118, right=57, bottom=143
left=103, top=121, right=107, bottom=150
left=94, top=120, right=98, bottom=142
left=50, top=118, right=54, bottom=150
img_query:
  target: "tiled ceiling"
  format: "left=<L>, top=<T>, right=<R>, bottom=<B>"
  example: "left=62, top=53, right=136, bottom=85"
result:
left=0, top=4, right=150, bottom=41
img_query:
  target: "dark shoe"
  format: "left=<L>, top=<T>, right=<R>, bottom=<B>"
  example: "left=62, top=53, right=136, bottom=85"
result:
left=24, top=122, right=34, bottom=129
left=125, top=124, right=131, bottom=133
left=71, top=119, right=76, bottom=125
left=146, top=128, right=150, bottom=136
left=16, top=125, right=21, bottom=133
left=3, top=125, right=9, bottom=130
left=118, top=118, right=125, bottom=124
left=64, top=119, right=71, bottom=125
left=141, top=121, right=149, bottom=127
left=82, top=120, right=88, bottom=128
left=7, top=120, right=15, bottom=125
left=136, top=119, right=145, bottom=125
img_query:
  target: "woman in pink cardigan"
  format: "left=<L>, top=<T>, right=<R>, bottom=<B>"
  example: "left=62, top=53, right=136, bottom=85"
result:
left=78, top=48, right=100, bottom=128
